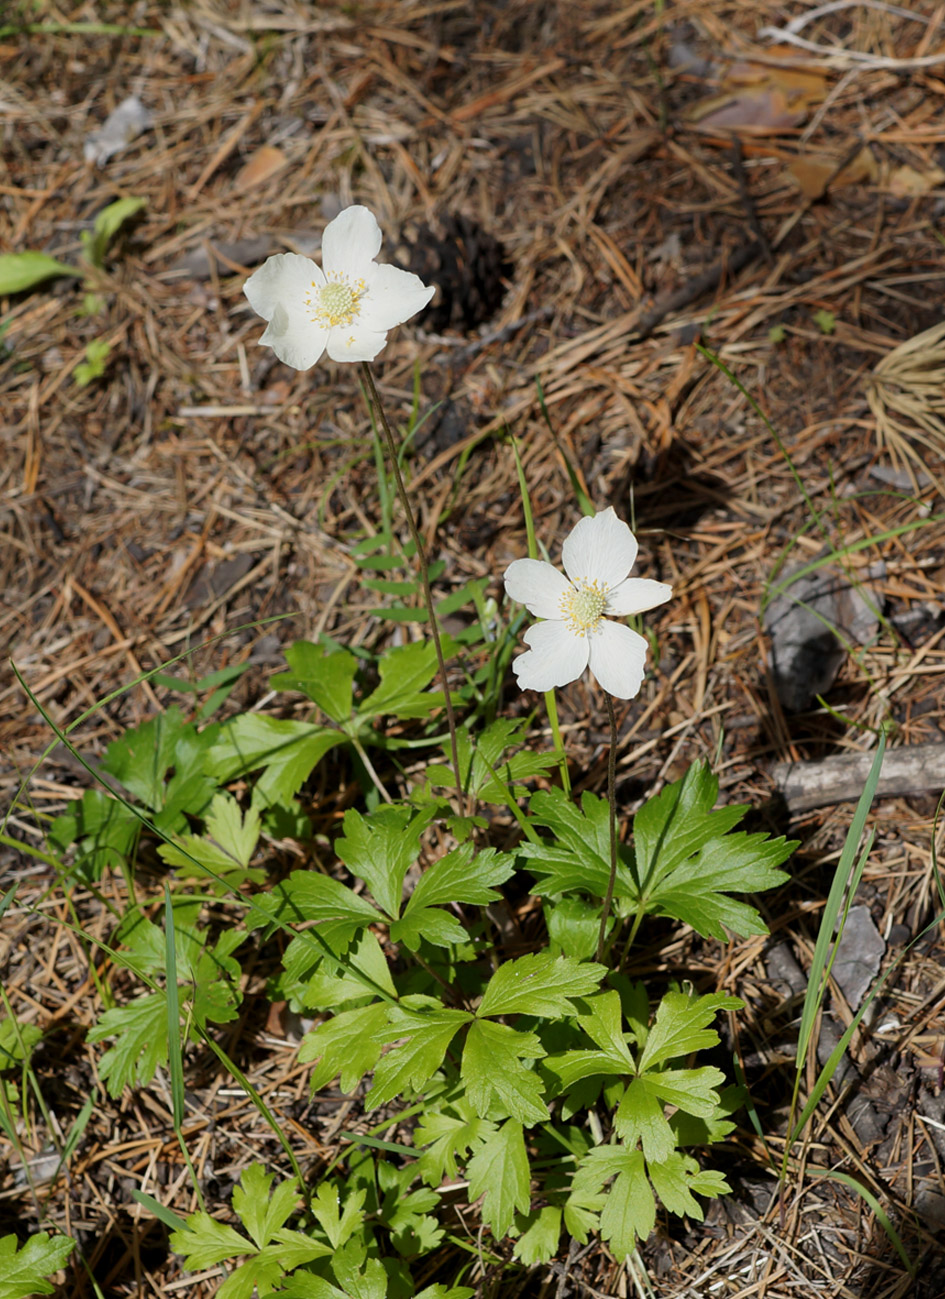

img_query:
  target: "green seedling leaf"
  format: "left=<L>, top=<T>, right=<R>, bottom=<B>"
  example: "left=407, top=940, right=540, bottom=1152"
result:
left=466, top=1119, right=531, bottom=1237
left=74, top=336, right=111, bottom=387
left=251, top=870, right=381, bottom=931
left=81, top=195, right=146, bottom=269
left=477, top=951, right=604, bottom=1018
left=271, top=641, right=359, bottom=723
left=205, top=714, right=345, bottom=809
left=101, top=706, right=218, bottom=828
left=376, top=1161, right=444, bottom=1255
left=0, top=1231, right=75, bottom=1299
left=545, top=896, right=603, bottom=960
left=812, top=307, right=836, bottom=334
left=462, top=1019, right=548, bottom=1124
left=367, top=1000, right=472, bottom=1110
left=0, top=252, right=77, bottom=295
left=648, top=1150, right=729, bottom=1219
left=48, top=786, right=140, bottom=882
left=87, top=992, right=166, bottom=1095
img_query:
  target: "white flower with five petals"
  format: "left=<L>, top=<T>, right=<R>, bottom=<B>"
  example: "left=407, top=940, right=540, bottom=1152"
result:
left=243, top=205, right=434, bottom=369
left=503, top=508, right=672, bottom=699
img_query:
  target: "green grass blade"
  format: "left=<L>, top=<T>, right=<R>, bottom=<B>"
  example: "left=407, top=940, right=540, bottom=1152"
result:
left=163, top=885, right=186, bottom=1130
left=810, top=1168, right=914, bottom=1276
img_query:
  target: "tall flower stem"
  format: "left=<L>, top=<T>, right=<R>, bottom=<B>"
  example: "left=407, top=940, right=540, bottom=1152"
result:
left=360, top=362, right=465, bottom=814
left=596, top=693, right=619, bottom=963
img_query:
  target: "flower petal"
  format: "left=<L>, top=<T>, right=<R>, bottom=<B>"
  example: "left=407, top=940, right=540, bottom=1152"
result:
left=587, top=621, right=649, bottom=699
left=244, top=252, right=323, bottom=322
left=322, top=205, right=383, bottom=280
left=561, top=507, right=638, bottom=590
left=359, top=262, right=435, bottom=331
left=606, top=577, right=672, bottom=616
left=512, top=620, right=589, bottom=692
left=259, top=312, right=329, bottom=370
left=325, top=324, right=389, bottom=363
left=504, top=559, right=572, bottom=619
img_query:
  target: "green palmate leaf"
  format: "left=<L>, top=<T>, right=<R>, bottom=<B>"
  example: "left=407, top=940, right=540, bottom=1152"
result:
left=426, top=718, right=559, bottom=802
left=477, top=951, right=604, bottom=1018
left=336, top=804, right=434, bottom=918
left=513, top=1205, right=562, bottom=1265
left=367, top=1000, right=472, bottom=1110
left=48, top=786, right=140, bottom=881
left=638, top=989, right=742, bottom=1073
left=271, top=641, right=359, bottom=723
left=311, top=1183, right=366, bottom=1251
left=232, top=1164, right=300, bottom=1248
left=461, top=1019, right=548, bottom=1124
left=466, top=1119, right=531, bottom=1238
left=158, top=792, right=263, bottom=889
left=205, top=714, right=345, bottom=809
left=300, top=1002, right=391, bottom=1093
left=644, top=1065, right=726, bottom=1117
left=571, top=1146, right=655, bottom=1259
left=519, top=789, right=636, bottom=898
left=415, top=1100, right=490, bottom=1186
left=0, top=251, right=77, bottom=294
left=281, top=926, right=396, bottom=1012
left=648, top=1151, right=729, bottom=1219
left=614, top=1077, right=675, bottom=1162
left=545, top=896, right=602, bottom=960
left=0, top=1018, right=43, bottom=1070
left=376, top=1162, right=444, bottom=1254
left=393, top=844, right=515, bottom=950
left=250, top=870, right=381, bottom=931
left=170, top=1164, right=330, bottom=1297
left=0, top=1232, right=74, bottom=1299
left=356, top=638, right=459, bottom=722
left=629, top=761, right=795, bottom=939
left=87, top=992, right=167, bottom=1096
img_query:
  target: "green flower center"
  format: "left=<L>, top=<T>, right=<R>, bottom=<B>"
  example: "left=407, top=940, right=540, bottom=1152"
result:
left=560, top=580, right=608, bottom=636
left=306, top=276, right=365, bottom=328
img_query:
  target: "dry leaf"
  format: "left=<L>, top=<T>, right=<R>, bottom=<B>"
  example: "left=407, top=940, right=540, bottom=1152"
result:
left=234, top=145, right=288, bottom=191
left=885, top=163, right=945, bottom=197
left=687, top=55, right=827, bottom=136
left=788, top=147, right=877, bottom=199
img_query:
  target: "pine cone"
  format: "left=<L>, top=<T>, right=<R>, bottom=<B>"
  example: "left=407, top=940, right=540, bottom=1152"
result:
left=402, top=212, right=511, bottom=332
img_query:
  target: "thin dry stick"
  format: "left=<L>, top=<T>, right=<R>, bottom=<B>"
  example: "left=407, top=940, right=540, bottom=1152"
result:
left=596, top=693, right=619, bottom=964
left=360, top=362, right=465, bottom=813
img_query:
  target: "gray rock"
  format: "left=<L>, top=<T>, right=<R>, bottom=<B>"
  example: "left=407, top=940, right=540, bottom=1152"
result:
left=763, top=557, right=885, bottom=711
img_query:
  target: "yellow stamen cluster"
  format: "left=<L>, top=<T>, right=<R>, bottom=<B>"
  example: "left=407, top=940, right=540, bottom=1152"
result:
left=560, top=579, right=608, bottom=637
left=306, top=275, right=366, bottom=329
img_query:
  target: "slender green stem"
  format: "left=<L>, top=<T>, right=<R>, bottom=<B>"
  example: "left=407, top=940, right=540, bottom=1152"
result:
left=360, top=362, right=465, bottom=813
left=596, top=693, right=619, bottom=963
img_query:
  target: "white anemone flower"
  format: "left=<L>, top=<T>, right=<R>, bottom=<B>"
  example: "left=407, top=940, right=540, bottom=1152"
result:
left=503, top=507, right=672, bottom=700
left=243, top=205, right=434, bottom=369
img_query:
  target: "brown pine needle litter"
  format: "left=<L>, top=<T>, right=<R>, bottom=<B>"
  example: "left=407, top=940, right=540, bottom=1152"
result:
left=867, top=321, right=945, bottom=496
left=2, top=0, right=945, bottom=1296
